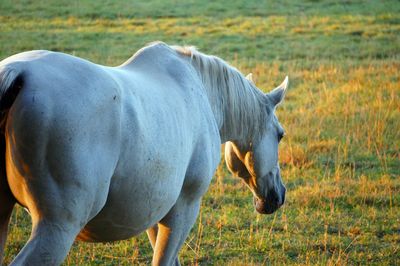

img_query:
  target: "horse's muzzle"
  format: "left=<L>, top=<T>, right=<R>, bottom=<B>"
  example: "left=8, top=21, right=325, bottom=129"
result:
left=253, top=188, right=285, bottom=214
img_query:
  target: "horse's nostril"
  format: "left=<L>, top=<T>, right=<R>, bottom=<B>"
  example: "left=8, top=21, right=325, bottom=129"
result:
left=254, top=189, right=286, bottom=214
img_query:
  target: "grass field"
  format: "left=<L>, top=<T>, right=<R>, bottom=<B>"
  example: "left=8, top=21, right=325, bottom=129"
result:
left=0, top=0, right=399, bottom=265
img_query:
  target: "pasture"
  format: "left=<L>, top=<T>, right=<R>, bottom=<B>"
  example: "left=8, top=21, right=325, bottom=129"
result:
left=0, top=0, right=399, bottom=265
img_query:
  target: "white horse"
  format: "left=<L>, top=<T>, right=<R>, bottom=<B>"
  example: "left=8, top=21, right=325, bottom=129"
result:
left=0, top=42, right=288, bottom=265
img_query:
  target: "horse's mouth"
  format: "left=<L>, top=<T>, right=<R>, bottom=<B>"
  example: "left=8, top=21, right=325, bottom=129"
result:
left=253, top=197, right=280, bottom=214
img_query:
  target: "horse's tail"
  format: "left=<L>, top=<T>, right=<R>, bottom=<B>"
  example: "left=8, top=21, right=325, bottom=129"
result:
left=0, top=64, right=24, bottom=130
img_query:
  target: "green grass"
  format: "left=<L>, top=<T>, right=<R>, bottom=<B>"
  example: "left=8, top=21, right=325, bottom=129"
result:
left=1, top=0, right=399, bottom=265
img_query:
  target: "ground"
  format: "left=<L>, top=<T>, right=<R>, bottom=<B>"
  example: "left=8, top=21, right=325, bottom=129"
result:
left=0, top=0, right=399, bottom=265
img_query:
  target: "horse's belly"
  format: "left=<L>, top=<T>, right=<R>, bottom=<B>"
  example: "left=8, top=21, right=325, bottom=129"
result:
left=77, top=217, right=146, bottom=242
left=77, top=173, right=181, bottom=242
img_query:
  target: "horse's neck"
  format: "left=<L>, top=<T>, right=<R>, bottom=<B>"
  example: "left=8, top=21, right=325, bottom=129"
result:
left=217, top=106, right=252, bottom=144
left=176, top=48, right=267, bottom=144
left=198, top=72, right=265, bottom=144
left=202, top=79, right=263, bottom=144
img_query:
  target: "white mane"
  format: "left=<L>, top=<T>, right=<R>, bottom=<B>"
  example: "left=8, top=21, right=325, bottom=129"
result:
left=172, top=45, right=269, bottom=142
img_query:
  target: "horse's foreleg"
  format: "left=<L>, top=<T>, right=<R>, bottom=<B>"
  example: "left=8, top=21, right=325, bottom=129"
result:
left=152, top=197, right=201, bottom=266
left=146, top=224, right=158, bottom=250
left=147, top=224, right=180, bottom=266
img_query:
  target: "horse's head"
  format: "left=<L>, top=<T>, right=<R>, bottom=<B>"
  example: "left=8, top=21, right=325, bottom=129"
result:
left=225, top=76, right=288, bottom=214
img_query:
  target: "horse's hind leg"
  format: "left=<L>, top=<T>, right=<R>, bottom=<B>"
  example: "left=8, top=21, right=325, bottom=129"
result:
left=0, top=198, right=14, bottom=265
left=7, top=167, right=109, bottom=266
left=7, top=159, right=114, bottom=265
left=152, top=197, right=201, bottom=266
left=8, top=176, right=101, bottom=266
left=0, top=193, right=14, bottom=265
left=10, top=218, right=82, bottom=265
left=0, top=137, right=15, bottom=264
left=146, top=224, right=158, bottom=250
left=0, top=182, right=14, bottom=265
left=0, top=187, right=15, bottom=265
left=7, top=162, right=111, bottom=265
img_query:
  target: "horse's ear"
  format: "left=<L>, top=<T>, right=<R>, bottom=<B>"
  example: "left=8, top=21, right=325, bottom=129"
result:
left=246, top=73, right=255, bottom=84
left=267, top=76, right=288, bottom=106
